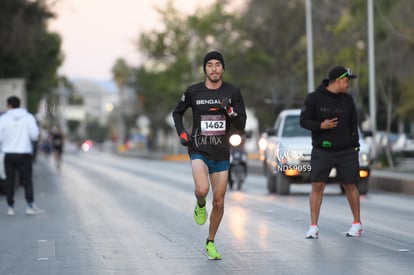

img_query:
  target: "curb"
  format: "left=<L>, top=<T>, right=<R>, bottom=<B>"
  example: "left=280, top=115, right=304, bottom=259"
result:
left=369, top=170, right=414, bottom=195
left=162, top=154, right=190, bottom=161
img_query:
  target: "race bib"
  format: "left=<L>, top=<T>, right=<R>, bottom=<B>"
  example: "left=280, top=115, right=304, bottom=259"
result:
left=200, top=115, right=226, bottom=136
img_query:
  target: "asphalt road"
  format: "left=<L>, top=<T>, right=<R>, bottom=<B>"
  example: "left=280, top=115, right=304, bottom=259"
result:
left=0, top=150, right=413, bottom=275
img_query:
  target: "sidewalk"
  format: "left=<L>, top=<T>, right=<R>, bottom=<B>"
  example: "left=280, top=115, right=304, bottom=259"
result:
left=369, top=169, right=414, bottom=195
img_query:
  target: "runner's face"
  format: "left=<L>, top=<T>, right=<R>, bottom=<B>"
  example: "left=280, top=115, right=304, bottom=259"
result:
left=205, top=59, right=224, bottom=83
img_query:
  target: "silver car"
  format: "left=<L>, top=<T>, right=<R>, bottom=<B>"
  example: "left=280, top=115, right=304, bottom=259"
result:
left=263, top=109, right=370, bottom=195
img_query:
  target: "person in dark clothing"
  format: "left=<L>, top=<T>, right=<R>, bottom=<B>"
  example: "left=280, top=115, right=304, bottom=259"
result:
left=300, top=66, right=363, bottom=238
left=172, top=51, right=247, bottom=260
left=51, top=126, right=64, bottom=171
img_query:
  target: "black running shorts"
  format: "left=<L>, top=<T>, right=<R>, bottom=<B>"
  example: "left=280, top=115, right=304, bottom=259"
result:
left=310, top=147, right=359, bottom=183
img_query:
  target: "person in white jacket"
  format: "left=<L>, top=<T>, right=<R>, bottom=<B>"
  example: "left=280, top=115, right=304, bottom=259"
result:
left=0, top=96, right=39, bottom=215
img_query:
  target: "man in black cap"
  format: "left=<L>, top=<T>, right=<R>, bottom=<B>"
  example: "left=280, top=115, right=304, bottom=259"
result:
left=300, top=66, right=363, bottom=239
left=172, top=51, right=246, bottom=259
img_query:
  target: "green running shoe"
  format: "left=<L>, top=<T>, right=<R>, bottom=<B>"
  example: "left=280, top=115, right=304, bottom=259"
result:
left=206, top=241, right=222, bottom=260
left=193, top=200, right=207, bottom=225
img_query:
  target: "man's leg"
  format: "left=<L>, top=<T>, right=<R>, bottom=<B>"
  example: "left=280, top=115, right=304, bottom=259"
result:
left=18, top=154, right=34, bottom=206
left=207, top=171, right=228, bottom=241
left=342, top=183, right=361, bottom=223
left=4, top=154, right=16, bottom=208
left=191, top=159, right=210, bottom=205
left=309, top=181, right=326, bottom=225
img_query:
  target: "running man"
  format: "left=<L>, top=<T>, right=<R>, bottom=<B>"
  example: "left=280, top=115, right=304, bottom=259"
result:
left=51, top=126, right=64, bottom=171
left=172, top=51, right=247, bottom=259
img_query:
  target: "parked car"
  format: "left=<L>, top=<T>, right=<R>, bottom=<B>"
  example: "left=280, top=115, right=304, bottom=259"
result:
left=263, top=109, right=371, bottom=195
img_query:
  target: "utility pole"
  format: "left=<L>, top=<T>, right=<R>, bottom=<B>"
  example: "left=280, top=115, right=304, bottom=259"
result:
left=305, top=0, right=315, bottom=93
left=368, top=0, right=377, bottom=133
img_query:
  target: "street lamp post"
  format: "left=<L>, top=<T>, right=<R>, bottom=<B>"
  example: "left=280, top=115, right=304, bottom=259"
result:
left=305, top=0, right=315, bottom=93
left=368, top=0, right=377, bottom=134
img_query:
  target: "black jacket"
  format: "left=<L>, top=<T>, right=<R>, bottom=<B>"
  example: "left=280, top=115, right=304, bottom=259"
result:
left=300, top=79, right=359, bottom=151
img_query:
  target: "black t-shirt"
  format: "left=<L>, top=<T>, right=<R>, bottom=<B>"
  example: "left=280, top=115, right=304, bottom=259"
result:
left=172, top=82, right=247, bottom=161
left=52, top=133, right=64, bottom=149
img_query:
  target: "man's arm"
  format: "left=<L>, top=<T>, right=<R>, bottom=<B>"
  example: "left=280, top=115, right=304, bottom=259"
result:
left=28, top=115, right=40, bottom=141
left=300, top=94, right=321, bottom=131
left=229, top=89, right=247, bottom=131
left=349, top=100, right=360, bottom=148
left=172, top=93, right=189, bottom=136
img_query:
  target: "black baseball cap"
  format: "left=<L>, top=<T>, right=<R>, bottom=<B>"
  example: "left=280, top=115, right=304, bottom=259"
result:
left=328, top=66, right=357, bottom=80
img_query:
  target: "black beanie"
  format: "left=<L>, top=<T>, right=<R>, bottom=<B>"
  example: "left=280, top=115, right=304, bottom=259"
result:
left=203, top=51, right=225, bottom=73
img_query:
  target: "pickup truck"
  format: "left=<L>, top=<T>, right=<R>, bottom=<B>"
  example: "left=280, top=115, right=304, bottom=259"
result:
left=262, top=109, right=371, bottom=195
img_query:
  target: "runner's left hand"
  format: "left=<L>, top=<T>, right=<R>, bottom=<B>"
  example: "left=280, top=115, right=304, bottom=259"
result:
left=220, top=98, right=237, bottom=117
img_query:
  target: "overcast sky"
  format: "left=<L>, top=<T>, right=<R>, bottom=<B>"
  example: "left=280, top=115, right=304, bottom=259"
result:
left=48, top=0, right=209, bottom=82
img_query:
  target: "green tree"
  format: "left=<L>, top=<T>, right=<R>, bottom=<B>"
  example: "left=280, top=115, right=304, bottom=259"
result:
left=374, top=0, right=414, bottom=126
left=111, top=58, right=141, bottom=141
left=232, top=0, right=308, bottom=129
left=135, top=1, right=238, bottom=130
left=112, top=58, right=131, bottom=88
left=126, top=0, right=414, bottom=137
left=0, top=0, right=62, bottom=112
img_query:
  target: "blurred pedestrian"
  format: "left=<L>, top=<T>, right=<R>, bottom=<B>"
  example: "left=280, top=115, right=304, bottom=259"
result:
left=300, top=66, right=363, bottom=238
left=0, top=96, right=40, bottom=215
left=172, top=51, right=247, bottom=259
left=51, top=126, right=64, bottom=171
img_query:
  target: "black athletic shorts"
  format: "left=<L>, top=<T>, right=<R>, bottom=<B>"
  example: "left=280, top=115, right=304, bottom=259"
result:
left=310, top=147, right=359, bottom=183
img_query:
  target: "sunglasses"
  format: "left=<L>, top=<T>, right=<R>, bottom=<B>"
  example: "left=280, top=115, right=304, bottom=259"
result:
left=338, top=68, right=353, bottom=79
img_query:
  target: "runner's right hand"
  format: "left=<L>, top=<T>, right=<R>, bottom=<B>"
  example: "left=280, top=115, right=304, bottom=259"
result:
left=179, top=131, right=190, bottom=146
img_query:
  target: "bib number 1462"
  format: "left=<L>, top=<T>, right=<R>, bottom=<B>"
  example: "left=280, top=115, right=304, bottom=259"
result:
left=200, top=115, right=226, bottom=136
